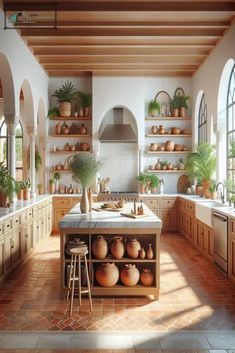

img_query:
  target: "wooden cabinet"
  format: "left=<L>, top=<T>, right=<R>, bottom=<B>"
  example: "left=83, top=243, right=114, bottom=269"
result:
left=161, top=208, right=176, bottom=231
left=53, top=196, right=81, bottom=232
left=228, top=219, right=235, bottom=285
left=196, top=219, right=214, bottom=261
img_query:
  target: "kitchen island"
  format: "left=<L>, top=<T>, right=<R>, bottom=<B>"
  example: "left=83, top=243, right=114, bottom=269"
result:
left=59, top=202, right=162, bottom=299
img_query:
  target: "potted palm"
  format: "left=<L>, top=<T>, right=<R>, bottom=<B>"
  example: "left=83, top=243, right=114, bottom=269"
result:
left=178, top=95, right=190, bottom=117
left=22, top=178, right=31, bottom=200
left=136, top=173, right=147, bottom=194
left=149, top=174, right=160, bottom=194
left=148, top=99, right=160, bottom=117
left=69, top=153, right=102, bottom=213
left=170, top=95, right=181, bottom=117
left=77, top=91, right=92, bottom=117
left=209, top=180, right=217, bottom=200
left=52, top=81, right=77, bottom=117
left=15, top=181, right=24, bottom=200
left=0, top=162, right=15, bottom=207
left=186, top=143, right=216, bottom=198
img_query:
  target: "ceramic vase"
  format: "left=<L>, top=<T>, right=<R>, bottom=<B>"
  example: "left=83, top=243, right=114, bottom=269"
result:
left=59, top=102, right=71, bottom=117
left=92, top=235, right=108, bottom=259
left=139, top=183, right=145, bottom=194
left=179, top=107, right=186, bottom=117
left=17, top=190, right=23, bottom=200
left=140, top=268, right=154, bottom=286
left=126, top=238, right=141, bottom=259
left=95, top=263, right=119, bottom=287
left=110, top=236, right=125, bottom=259
left=120, top=264, right=140, bottom=286
left=80, top=187, right=89, bottom=213
left=147, top=244, right=154, bottom=259
left=139, top=247, right=146, bottom=259
left=23, top=188, right=31, bottom=200
left=165, top=140, right=174, bottom=151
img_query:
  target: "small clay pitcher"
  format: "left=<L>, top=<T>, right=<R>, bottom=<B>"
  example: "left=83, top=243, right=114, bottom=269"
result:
left=80, top=123, right=87, bottom=135
left=110, top=236, right=125, bottom=259
left=92, top=235, right=108, bottom=259
left=146, top=244, right=154, bottom=259
left=55, top=122, right=62, bottom=135
left=139, top=247, right=146, bottom=259
left=158, top=125, right=165, bottom=134
left=155, top=158, right=161, bottom=170
left=95, top=262, right=119, bottom=287
left=151, top=126, right=158, bottom=134
left=140, top=268, right=154, bottom=286
left=150, top=143, right=158, bottom=152
left=120, top=264, right=140, bottom=286
left=126, top=238, right=141, bottom=259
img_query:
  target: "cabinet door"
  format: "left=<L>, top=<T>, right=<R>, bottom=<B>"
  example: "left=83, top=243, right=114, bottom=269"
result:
left=4, top=234, right=12, bottom=274
left=33, top=220, right=40, bottom=245
left=0, top=238, right=4, bottom=279
left=47, top=206, right=52, bottom=235
left=229, top=237, right=235, bottom=283
left=25, top=223, right=33, bottom=255
left=202, top=225, right=208, bottom=253
left=207, top=227, right=214, bottom=259
left=11, top=229, right=21, bottom=265
left=196, top=221, right=203, bottom=248
left=181, top=211, right=187, bottom=236
left=162, top=208, right=176, bottom=231
left=54, top=208, right=69, bottom=232
left=186, top=215, right=194, bottom=242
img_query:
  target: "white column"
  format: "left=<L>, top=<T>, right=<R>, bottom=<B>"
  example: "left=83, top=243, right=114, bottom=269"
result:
left=6, top=121, right=16, bottom=180
left=27, top=125, right=37, bottom=198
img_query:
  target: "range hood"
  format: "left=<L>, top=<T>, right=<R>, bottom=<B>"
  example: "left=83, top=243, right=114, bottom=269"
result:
left=99, top=107, right=137, bottom=143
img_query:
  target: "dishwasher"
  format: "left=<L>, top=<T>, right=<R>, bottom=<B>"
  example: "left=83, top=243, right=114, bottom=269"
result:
left=212, top=211, right=228, bottom=275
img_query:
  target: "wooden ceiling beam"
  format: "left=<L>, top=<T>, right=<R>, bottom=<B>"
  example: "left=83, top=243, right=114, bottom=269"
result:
left=44, top=64, right=199, bottom=71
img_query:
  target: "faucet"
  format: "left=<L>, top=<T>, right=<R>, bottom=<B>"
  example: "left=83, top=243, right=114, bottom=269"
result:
left=216, top=182, right=226, bottom=204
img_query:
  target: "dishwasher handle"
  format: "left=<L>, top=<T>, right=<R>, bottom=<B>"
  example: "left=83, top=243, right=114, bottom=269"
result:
left=213, top=212, right=228, bottom=222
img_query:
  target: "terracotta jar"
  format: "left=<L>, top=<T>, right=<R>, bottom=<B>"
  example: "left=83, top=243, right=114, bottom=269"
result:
left=80, top=142, right=90, bottom=151
left=158, top=125, right=165, bottom=134
left=92, top=235, right=108, bottom=259
left=80, top=123, right=87, bottom=135
left=139, top=247, right=146, bottom=259
left=151, top=126, right=158, bottom=134
left=110, top=236, right=125, bottom=259
left=165, top=140, right=174, bottom=151
left=147, top=244, right=154, bottom=259
left=150, top=143, right=158, bottom=152
left=140, top=268, right=154, bottom=286
left=96, top=262, right=119, bottom=287
left=120, top=264, right=140, bottom=286
left=55, top=122, right=62, bottom=135
left=126, top=238, right=141, bottom=259
left=139, top=183, right=145, bottom=194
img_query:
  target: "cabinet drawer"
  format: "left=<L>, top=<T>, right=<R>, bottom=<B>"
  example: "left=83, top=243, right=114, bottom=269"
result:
left=70, top=198, right=80, bottom=207
left=20, top=211, right=27, bottom=224
left=54, top=198, right=71, bottom=208
left=4, top=218, right=12, bottom=233
left=12, top=215, right=20, bottom=229
left=144, top=198, right=159, bottom=209
left=161, top=198, right=175, bottom=209
left=230, top=219, right=235, bottom=236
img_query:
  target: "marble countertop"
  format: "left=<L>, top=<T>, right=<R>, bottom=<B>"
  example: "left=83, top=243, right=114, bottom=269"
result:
left=59, top=202, right=162, bottom=230
left=0, top=195, right=52, bottom=222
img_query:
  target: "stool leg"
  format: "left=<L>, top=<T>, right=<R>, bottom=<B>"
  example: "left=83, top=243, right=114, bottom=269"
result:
left=69, top=254, right=77, bottom=316
left=84, top=255, right=93, bottom=314
left=78, top=255, right=82, bottom=309
left=67, top=254, right=74, bottom=301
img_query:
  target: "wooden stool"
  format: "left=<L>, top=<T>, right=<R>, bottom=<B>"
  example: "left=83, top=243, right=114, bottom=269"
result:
left=67, top=247, right=93, bottom=316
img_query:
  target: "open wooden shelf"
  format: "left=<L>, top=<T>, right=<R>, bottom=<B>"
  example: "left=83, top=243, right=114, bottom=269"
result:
left=147, top=169, right=186, bottom=173
left=146, top=134, right=191, bottom=137
left=50, top=134, right=91, bottom=137
left=145, top=116, right=191, bottom=121
left=51, top=169, right=71, bottom=173
left=50, top=116, right=92, bottom=121
left=146, top=151, right=191, bottom=154
left=50, top=150, right=91, bottom=154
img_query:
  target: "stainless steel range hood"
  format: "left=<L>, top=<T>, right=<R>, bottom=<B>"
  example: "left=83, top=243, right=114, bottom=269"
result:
left=99, top=107, right=137, bottom=143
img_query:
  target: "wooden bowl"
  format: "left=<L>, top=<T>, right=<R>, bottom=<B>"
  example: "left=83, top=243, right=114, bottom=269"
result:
left=171, top=127, right=181, bottom=135
left=174, top=144, right=184, bottom=151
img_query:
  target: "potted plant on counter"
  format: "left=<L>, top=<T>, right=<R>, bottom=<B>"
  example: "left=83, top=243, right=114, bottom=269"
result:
left=22, top=178, right=31, bottom=201
left=15, top=181, right=24, bottom=200
left=0, top=162, right=15, bottom=207
left=77, top=91, right=92, bottom=117
left=148, top=99, right=160, bottom=117
left=209, top=180, right=217, bottom=200
left=37, top=183, right=43, bottom=195
left=49, top=178, right=55, bottom=194
left=170, top=95, right=181, bottom=117
left=137, top=173, right=147, bottom=194
left=149, top=174, right=160, bottom=194
left=52, top=80, right=77, bottom=117
left=69, top=153, right=102, bottom=213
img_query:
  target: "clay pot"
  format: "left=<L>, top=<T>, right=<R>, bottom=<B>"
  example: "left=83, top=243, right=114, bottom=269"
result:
left=61, top=121, right=69, bottom=134
left=126, top=238, right=141, bottom=259
left=147, top=244, right=154, bottom=259
left=80, top=142, right=90, bottom=151
left=139, top=183, right=145, bottom=194
left=92, top=235, right=108, bottom=259
left=17, top=189, right=23, bottom=200
left=151, top=126, right=158, bottom=134
left=158, top=145, right=165, bottom=152
left=96, top=262, right=119, bottom=287
left=155, top=159, right=162, bottom=170
left=165, top=141, right=175, bottom=151
left=59, top=102, right=71, bottom=117
left=23, top=188, right=31, bottom=200
left=151, top=187, right=158, bottom=194
left=139, top=247, right=146, bottom=259
left=49, top=183, right=55, bottom=194
left=211, top=191, right=217, bottom=200
left=55, top=122, right=62, bottom=135
left=150, top=143, right=158, bottom=152
left=172, top=108, right=179, bottom=118
left=110, top=236, right=125, bottom=259
left=140, top=268, right=154, bottom=286
left=202, top=179, right=211, bottom=199
left=79, top=107, right=84, bottom=117
left=84, top=107, right=90, bottom=117
left=174, top=144, right=183, bottom=151
left=80, top=123, right=87, bottom=135
left=120, top=264, right=140, bottom=286
left=171, top=127, right=181, bottom=135
left=179, top=107, right=186, bottom=117
left=0, top=191, right=10, bottom=207
left=158, top=125, right=166, bottom=134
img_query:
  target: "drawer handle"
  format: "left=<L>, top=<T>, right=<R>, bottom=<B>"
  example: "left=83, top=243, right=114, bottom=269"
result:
left=16, top=219, right=19, bottom=223
left=7, top=224, right=10, bottom=228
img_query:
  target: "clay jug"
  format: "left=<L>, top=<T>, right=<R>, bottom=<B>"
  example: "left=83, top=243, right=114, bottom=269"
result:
left=55, top=122, right=62, bottom=135
left=80, top=123, right=87, bottom=135
left=95, top=262, right=119, bottom=287
left=150, top=143, right=158, bottom=152
left=139, top=247, right=146, bottom=259
left=165, top=140, right=174, bottom=151
left=151, top=126, right=158, bottom=134
left=158, top=125, right=165, bottom=134
left=61, top=121, right=69, bottom=134
left=140, top=268, right=154, bottom=286
left=147, top=244, right=154, bottom=259
left=126, top=238, right=141, bottom=259
left=155, top=158, right=161, bottom=170
left=92, top=235, right=108, bottom=259
left=110, top=236, right=125, bottom=259
left=120, top=264, right=140, bottom=286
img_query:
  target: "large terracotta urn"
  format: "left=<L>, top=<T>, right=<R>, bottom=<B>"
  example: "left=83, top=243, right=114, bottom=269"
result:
left=110, top=236, right=125, bottom=259
left=140, top=268, right=154, bottom=286
left=126, top=238, right=141, bottom=259
left=92, top=235, right=108, bottom=259
left=120, top=264, right=140, bottom=286
left=95, top=262, right=119, bottom=287
left=165, top=140, right=174, bottom=152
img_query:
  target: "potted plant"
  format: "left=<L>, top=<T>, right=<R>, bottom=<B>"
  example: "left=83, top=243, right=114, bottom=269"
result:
left=136, top=173, right=147, bottom=194
left=0, top=162, right=15, bottom=207
left=148, top=99, right=160, bottom=117
left=49, top=178, right=55, bottom=194
left=195, top=176, right=203, bottom=197
left=22, top=178, right=31, bottom=200
left=37, top=183, right=43, bottom=195
left=185, top=143, right=216, bottom=198
left=69, top=153, right=102, bottom=213
left=15, top=180, right=24, bottom=200
left=48, top=107, right=59, bottom=119
left=149, top=174, right=160, bottom=194
left=52, top=80, right=77, bottom=117
left=77, top=91, right=92, bottom=117
left=209, top=180, right=217, bottom=200
left=178, top=95, right=190, bottom=117
left=161, top=161, right=168, bottom=170
left=170, top=95, right=181, bottom=117
left=53, top=172, right=61, bottom=193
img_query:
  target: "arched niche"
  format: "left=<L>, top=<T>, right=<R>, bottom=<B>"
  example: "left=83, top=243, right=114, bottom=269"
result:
left=19, top=79, right=35, bottom=127
left=0, top=52, right=15, bottom=119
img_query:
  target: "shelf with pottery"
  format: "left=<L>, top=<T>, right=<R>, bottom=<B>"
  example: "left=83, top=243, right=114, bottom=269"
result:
left=146, top=169, right=186, bottom=173
left=50, top=116, right=92, bottom=121
left=145, top=117, right=191, bottom=121
left=146, top=134, right=191, bottom=137
left=50, top=134, right=91, bottom=138
left=146, top=151, right=190, bottom=154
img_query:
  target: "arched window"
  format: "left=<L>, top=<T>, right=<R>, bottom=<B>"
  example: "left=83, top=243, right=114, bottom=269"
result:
left=227, top=63, right=235, bottom=197
left=0, top=120, right=23, bottom=180
left=198, top=93, right=207, bottom=144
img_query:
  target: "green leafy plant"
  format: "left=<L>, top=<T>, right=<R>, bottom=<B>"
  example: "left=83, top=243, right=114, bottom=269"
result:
left=149, top=174, right=160, bottom=188
left=48, top=107, right=59, bottom=118
left=177, top=95, right=190, bottom=109
left=15, top=180, right=23, bottom=193
left=148, top=99, right=160, bottom=116
left=53, top=172, right=61, bottom=180
left=208, top=180, right=217, bottom=193
left=161, top=160, right=168, bottom=167
left=69, top=153, right=102, bottom=188
left=170, top=95, right=181, bottom=109
left=0, top=162, right=15, bottom=201
left=49, top=178, right=55, bottom=184
left=185, top=143, right=216, bottom=181
left=77, top=91, right=92, bottom=108
left=136, top=173, right=147, bottom=184
left=52, top=81, right=77, bottom=103
left=22, top=178, right=31, bottom=189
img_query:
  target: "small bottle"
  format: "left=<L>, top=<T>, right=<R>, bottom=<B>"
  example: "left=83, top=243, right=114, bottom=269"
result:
left=147, top=244, right=154, bottom=259
left=139, top=247, right=146, bottom=259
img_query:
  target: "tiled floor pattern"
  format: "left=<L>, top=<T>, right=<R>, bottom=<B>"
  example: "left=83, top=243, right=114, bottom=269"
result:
left=0, top=234, right=235, bottom=332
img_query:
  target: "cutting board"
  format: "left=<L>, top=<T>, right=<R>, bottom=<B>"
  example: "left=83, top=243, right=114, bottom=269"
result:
left=120, top=212, right=146, bottom=219
left=177, top=175, right=190, bottom=193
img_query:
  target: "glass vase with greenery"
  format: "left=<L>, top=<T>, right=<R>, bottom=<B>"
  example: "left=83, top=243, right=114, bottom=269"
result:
left=149, top=174, right=160, bottom=194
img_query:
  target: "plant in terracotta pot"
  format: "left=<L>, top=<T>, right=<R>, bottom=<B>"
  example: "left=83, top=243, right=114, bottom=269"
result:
left=0, top=162, right=15, bottom=207
left=177, top=95, right=190, bottom=117
left=186, top=143, right=216, bottom=198
left=170, top=95, right=181, bottom=117
left=37, top=183, right=43, bottom=195
left=53, top=172, right=61, bottom=193
left=49, top=178, right=55, bottom=194
left=78, top=91, right=92, bottom=117
left=136, top=173, right=147, bottom=194
left=69, top=153, right=102, bottom=213
left=161, top=160, right=168, bottom=170
left=52, top=81, right=77, bottom=117
left=209, top=180, right=217, bottom=200
left=149, top=174, right=160, bottom=194
left=15, top=180, right=24, bottom=200
left=148, top=99, right=160, bottom=117
left=22, top=178, right=31, bottom=200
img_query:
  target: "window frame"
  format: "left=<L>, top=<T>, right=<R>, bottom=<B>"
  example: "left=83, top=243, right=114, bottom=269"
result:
left=198, top=93, right=208, bottom=144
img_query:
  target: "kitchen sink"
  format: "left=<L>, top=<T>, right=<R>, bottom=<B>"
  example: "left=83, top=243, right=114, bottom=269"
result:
left=196, top=201, right=233, bottom=227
